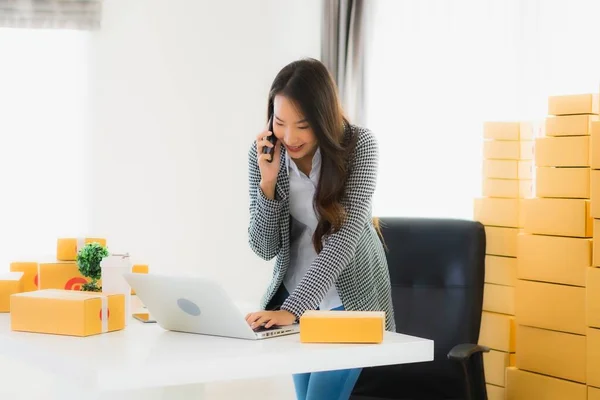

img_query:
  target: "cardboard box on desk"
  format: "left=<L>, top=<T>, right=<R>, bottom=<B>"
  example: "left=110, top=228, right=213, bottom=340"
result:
left=483, top=178, right=533, bottom=199
left=0, top=272, right=24, bottom=313
left=483, top=140, right=534, bottom=160
left=299, top=311, right=384, bottom=344
left=57, top=237, right=107, bottom=261
left=485, top=256, right=517, bottom=287
left=473, top=198, right=523, bottom=228
left=535, top=136, right=590, bottom=167
left=483, top=160, right=533, bottom=180
left=505, top=367, right=586, bottom=400
left=36, top=261, right=92, bottom=291
left=10, top=289, right=125, bottom=337
left=483, top=283, right=515, bottom=315
left=9, top=262, right=38, bottom=292
left=516, top=325, right=586, bottom=384
left=484, top=226, right=519, bottom=257
left=548, top=93, right=600, bottom=116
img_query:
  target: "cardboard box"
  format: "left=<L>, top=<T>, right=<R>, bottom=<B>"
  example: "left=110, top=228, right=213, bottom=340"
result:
left=483, top=140, right=534, bottom=160
left=479, top=311, right=516, bottom=352
left=9, top=261, right=38, bottom=292
left=591, top=121, right=600, bottom=169
left=485, top=226, right=519, bottom=257
left=483, top=349, right=511, bottom=387
left=588, top=328, right=600, bottom=388
left=545, top=114, right=598, bottom=136
left=483, top=160, right=533, bottom=180
left=535, top=136, right=590, bottom=167
left=474, top=198, right=522, bottom=228
left=590, top=386, right=600, bottom=400
left=536, top=167, right=590, bottom=199
left=0, top=272, right=24, bottom=313
left=516, top=325, right=585, bottom=383
left=595, top=219, right=600, bottom=266
left=587, top=267, right=600, bottom=328
left=505, top=367, right=586, bottom=400
left=35, top=261, right=92, bottom=291
left=299, top=311, right=385, bottom=344
left=516, top=234, right=591, bottom=287
left=10, top=289, right=125, bottom=337
left=486, top=384, right=504, bottom=400
left=57, top=237, right=107, bottom=261
left=483, top=178, right=533, bottom=199
left=522, top=198, right=593, bottom=238
left=516, top=280, right=585, bottom=335
left=592, top=170, right=600, bottom=217
left=548, top=93, right=600, bottom=116
left=131, top=264, right=149, bottom=295
left=483, top=283, right=515, bottom=315
left=483, top=121, right=535, bottom=141
left=485, top=255, right=517, bottom=286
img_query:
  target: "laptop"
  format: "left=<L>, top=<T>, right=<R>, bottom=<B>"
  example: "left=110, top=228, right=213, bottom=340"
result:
left=122, top=272, right=300, bottom=340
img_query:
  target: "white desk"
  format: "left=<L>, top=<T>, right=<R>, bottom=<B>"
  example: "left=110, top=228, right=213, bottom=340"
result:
left=0, top=314, right=433, bottom=400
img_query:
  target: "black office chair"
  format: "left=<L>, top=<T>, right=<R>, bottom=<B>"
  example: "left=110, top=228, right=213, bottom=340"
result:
left=351, top=217, right=488, bottom=400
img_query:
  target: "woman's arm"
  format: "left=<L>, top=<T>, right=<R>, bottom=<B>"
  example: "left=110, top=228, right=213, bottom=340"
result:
left=247, top=141, right=284, bottom=260
left=281, top=128, right=379, bottom=317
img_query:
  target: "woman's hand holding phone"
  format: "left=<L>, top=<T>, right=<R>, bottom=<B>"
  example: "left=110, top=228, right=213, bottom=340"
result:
left=256, top=118, right=280, bottom=199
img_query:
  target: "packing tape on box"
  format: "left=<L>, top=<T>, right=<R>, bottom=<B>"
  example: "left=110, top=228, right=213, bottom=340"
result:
left=101, top=295, right=108, bottom=333
left=36, top=263, right=41, bottom=290
left=77, top=237, right=85, bottom=254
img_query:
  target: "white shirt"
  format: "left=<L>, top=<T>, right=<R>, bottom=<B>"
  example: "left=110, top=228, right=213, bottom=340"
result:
left=283, top=147, right=343, bottom=311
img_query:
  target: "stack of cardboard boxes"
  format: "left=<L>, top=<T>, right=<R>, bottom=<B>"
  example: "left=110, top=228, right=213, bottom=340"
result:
left=474, top=121, right=535, bottom=398
left=506, top=94, right=598, bottom=398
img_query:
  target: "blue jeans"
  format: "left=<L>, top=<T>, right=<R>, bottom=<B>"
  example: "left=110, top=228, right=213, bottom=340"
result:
left=267, top=285, right=362, bottom=400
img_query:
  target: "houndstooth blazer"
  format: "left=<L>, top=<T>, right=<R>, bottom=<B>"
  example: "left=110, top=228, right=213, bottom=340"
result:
left=247, top=124, right=396, bottom=332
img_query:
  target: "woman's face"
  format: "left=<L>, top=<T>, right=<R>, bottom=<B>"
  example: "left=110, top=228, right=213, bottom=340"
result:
left=272, top=94, right=318, bottom=161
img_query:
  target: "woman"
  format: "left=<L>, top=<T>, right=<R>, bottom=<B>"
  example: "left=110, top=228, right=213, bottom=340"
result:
left=245, top=58, right=395, bottom=400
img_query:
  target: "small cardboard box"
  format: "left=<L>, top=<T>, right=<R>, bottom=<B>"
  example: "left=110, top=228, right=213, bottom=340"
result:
left=485, top=226, right=519, bottom=257
left=483, top=178, right=533, bottom=199
left=516, top=325, right=586, bottom=383
left=590, top=386, right=600, bottom=400
left=594, top=219, right=600, bottom=266
left=483, top=121, right=534, bottom=141
left=586, top=267, right=600, bottom=328
left=516, top=280, right=585, bottom=335
left=483, top=160, right=533, bottom=180
left=9, top=262, right=38, bottom=292
left=505, top=367, right=586, bottom=400
left=548, top=93, right=600, bottom=116
left=522, top=198, right=592, bottom=238
left=588, top=327, right=600, bottom=388
left=536, top=167, right=590, bottom=199
left=591, top=170, right=600, bottom=217
left=591, top=121, right=600, bottom=169
left=486, top=384, right=504, bottom=400
left=485, top=256, right=517, bottom=287
left=479, top=311, right=516, bottom=353
left=483, top=283, right=515, bottom=315
left=473, top=198, right=522, bottom=228
left=483, top=349, right=512, bottom=387
left=516, top=234, right=591, bottom=287
left=535, top=136, right=590, bottom=167
left=10, top=289, right=125, bottom=337
left=57, top=237, right=107, bottom=261
left=483, top=140, right=534, bottom=160
left=545, top=114, right=598, bottom=136
left=0, top=272, right=24, bottom=313
left=299, top=310, right=384, bottom=344
left=37, top=261, right=91, bottom=290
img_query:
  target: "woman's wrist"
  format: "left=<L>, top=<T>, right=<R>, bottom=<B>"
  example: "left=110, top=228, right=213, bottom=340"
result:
left=260, top=179, right=276, bottom=200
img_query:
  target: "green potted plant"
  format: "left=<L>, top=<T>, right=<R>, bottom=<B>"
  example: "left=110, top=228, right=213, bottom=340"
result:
left=76, top=242, right=109, bottom=292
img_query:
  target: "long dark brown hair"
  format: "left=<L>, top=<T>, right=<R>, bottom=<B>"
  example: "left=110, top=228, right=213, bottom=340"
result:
left=267, top=58, right=381, bottom=253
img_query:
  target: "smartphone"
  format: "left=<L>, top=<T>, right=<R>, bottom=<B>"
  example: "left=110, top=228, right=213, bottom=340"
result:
left=133, top=312, right=156, bottom=323
left=262, top=116, right=277, bottom=163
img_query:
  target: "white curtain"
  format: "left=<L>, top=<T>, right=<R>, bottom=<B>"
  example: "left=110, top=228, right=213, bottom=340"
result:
left=0, top=28, right=89, bottom=268
left=366, top=0, right=600, bottom=219
left=0, top=0, right=102, bottom=30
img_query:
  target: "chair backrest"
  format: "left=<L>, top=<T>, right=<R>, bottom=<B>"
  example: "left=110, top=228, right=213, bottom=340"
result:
left=352, top=217, right=486, bottom=399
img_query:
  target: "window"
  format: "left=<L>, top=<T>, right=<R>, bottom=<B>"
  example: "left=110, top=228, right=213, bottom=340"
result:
left=0, top=28, right=89, bottom=267
left=366, top=0, right=600, bottom=219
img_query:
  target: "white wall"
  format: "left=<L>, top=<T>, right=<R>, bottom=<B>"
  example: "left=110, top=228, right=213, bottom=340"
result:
left=87, top=0, right=322, bottom=304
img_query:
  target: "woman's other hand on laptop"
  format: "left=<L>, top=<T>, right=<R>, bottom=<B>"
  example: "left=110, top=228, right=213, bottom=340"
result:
left=245, top=310, right=296, bottom=330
